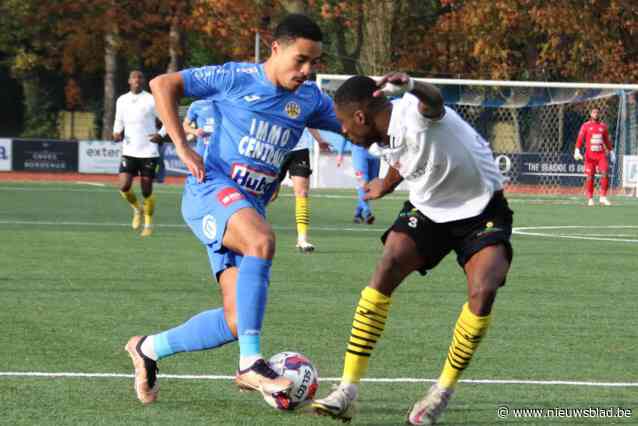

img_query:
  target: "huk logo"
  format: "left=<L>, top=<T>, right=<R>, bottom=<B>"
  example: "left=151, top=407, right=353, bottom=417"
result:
left=231, top=163, right=276, bottom=195
left=284, top=101, right=301, bottom=118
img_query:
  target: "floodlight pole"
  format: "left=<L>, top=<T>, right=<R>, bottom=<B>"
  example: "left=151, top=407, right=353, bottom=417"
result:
left=255, top=30, right=260, bottom=63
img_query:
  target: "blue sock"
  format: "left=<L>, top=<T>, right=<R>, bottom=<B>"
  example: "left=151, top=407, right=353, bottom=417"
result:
left=152, top=308, right=236, bottom=360
left=236, top=256, right=271, bottom=359
left=356, top=187, right=371, bottom=216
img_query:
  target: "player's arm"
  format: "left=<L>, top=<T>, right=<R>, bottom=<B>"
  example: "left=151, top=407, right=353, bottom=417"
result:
left=150, top=72, right=204, bottom=181
left=574, top=124, right=585, bottom=160
left=307, top=128, right=331, bottom=152
left=112, top=98, right=124, bottom=142
left=602, top=125, right=616, bottom=162
left=363, top=166, right=403, bottom=200
left=374, top=72, right=444, bottom=119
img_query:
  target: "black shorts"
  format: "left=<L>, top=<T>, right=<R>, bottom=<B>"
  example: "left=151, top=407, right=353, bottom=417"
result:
left=119, top=156, right=160, bottom=178
left=277, top=149, right=312, bottom=182
left=381, top=191, right=514, bottom=276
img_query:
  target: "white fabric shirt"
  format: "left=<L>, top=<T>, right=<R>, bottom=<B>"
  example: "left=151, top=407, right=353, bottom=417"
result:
left=379, top=94, right=504, bottom=223
left=113, top=91, right=163, bottom=158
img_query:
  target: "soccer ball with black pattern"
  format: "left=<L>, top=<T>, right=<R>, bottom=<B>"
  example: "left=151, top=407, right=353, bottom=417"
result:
left=263, top=352, right=319, bottom=411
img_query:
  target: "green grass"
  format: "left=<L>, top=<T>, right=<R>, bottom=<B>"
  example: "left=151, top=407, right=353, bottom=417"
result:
left=0, top=180, right=637, bottom=425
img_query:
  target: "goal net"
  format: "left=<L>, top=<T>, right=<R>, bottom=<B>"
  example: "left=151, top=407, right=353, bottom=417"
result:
left=317, top=74, right=638, bottom=195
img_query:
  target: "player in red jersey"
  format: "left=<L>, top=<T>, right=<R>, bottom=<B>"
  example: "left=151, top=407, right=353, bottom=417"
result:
left=574, top=108, right=615, bottom=206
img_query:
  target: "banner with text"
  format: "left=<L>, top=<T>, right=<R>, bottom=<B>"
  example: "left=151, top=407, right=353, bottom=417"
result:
left=0, top=138, right=11, bottom=171
left=622, top=155, right=638, bottom=188
left=79, top=140, right=121, bottom=174
left=12, top=139, right=78, bottom=172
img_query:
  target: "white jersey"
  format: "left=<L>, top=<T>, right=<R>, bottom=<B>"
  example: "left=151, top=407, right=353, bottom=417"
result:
left=113, top=91, right=161, bottom=158
left=380, top=94, right=504, bottom=223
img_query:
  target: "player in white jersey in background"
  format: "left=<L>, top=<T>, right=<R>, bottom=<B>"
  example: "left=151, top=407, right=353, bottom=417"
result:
left=312, top=73, right=514, bottom=425
left=113, top=70, right=166, bottom=237
left=276, top=127, right=330, bottom=252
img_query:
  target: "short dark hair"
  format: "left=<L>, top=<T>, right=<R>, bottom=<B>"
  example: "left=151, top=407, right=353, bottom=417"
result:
left=274, top=14, right=322, bottom=43
left=334, top=75, right=386, bottom=111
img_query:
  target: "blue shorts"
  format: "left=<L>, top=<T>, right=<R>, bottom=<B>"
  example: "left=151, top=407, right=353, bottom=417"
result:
left=181, top=176, right=265, bottom=280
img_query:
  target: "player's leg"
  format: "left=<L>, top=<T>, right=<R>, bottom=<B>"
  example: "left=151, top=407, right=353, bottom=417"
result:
left=597, top=156, right=611, bottom=205
left=118, top=156, right=142, bottom=229
left=125, top=257, right=240, bottom=404
left=314, top=203, right=439, bottom=421
left=289, top=149, right=314, bottom=252
left=362, top=156, right=381, bottom=224
left=408, top=192, right=513, bottom=425
left=584, top=159, right=595, bottom=206
left=352, top=149, right=367, bottom=223
left=222, top=207, right=294, bottom=394
left=139, top=158, right=160, bottom=236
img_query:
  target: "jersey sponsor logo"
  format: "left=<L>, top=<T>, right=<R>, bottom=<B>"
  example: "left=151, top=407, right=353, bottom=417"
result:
left=244, top=95, right=261, bottom=102
left=231, top=163, right=277, bottom=196
left=202, top=214, right=217, bottom=240
left=284, top=101, right=301, bottom=118
left=217, top=187, right=245, bottom=206
left=237, top=66, right=258, bottom=74
left=239, top=119, right=291, bottom=167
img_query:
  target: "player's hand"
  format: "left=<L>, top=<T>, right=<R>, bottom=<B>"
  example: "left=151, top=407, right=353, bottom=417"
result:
left=573, top=148, right=583, bottom=161
left=609, top=150, right=616, bottom=164
left=113, top=132, right=124, bottom=142
left=318, top=141, right=331, bottom=152
left=176, top=144, right=205, bottom=182
left=336, top=155, right=343, bottom=167
left=270, top=183, right=281, bottom=203
left=363, top=178, right=387, bottom=200
left=195, top=128, right=210, bottom=138
left=373, top=72, right=414, bottom=97
left=149, top=133, right=163, bottom=144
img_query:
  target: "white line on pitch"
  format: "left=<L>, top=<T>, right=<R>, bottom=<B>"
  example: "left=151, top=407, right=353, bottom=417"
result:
left=0, top=372, right=635, bottom=387
left=75, top=181, right=106, bottom=187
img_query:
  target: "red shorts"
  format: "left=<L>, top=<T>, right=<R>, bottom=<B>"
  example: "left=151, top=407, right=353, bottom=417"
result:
left=584, top=155, right=609, bottom=176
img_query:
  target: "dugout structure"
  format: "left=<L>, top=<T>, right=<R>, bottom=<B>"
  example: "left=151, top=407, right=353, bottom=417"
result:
left=317, top=75, right=638, bottom=195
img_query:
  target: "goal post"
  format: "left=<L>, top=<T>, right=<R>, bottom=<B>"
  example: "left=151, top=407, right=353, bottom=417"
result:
left=316, top=74, right=638, bottom=195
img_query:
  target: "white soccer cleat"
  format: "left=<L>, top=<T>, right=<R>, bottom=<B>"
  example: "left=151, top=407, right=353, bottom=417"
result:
left=587, top=198, right=595, bottom=207
left=406, top=383, right=454, bottom=425
left=235, top=359, right=293, bottom=396
left=125, top=336, right=159, bottom=404
left=599, top=196, right=611, bottom=206
left=132, top=209, right=142, bottom=230
left=296, top=241, right=315, bottom=253
left=312, top=385, right=357, bottom=422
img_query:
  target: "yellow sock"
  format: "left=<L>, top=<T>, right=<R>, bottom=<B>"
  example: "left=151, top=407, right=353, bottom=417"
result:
left=143, top=194, right=155, bottom=226
left=295, top=196, right=309, bottom=241
left=342, top=287, right=392, bottom=384
left=120, top=190, right=140, bottom=211
left=438, top=303, right=492, bottom=389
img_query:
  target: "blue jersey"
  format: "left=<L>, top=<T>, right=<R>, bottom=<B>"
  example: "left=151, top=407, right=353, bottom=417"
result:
left=185, top=100, right=216, bottom=157
left=181, top=62, right=341, bottom=204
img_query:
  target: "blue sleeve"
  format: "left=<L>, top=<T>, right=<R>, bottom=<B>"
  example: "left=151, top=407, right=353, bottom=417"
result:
left=337, top=138, right=348, bottom=156
left=180, top=64, right=234, bottom=99
left=307, top=92, right=342, bottom=134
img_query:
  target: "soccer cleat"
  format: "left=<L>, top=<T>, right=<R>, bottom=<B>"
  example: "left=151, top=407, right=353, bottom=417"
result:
left=364, top=214, right=375, bottom=225
left=296, top=241, right=315, bottom=253
left=125, top=336, right=159, bottom=404
left=132, top=210, right=142, bottom=230
left=141, top=225, right=153, bottom=237
left=235, top=358, right=293, bottom=396
left=587, top=198, right=595, bottom=207
left=312, top=385, right=357, bottom=422
left=353, top=214, right=364, bottom=224
left=406, top=383, right=454, bottom=425
left=599, top=196, right=611, bottom=206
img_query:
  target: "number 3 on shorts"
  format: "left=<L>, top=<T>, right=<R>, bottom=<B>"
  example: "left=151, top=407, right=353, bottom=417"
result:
left=408, top=216, right=418, bottom=228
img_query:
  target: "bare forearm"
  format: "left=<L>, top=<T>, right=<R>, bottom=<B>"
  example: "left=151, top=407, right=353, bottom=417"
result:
left=382, top=166, right=403, bottom=194
left=411, top=81, right=444, bottom=119
left=150, top=73, right=188, bottom=149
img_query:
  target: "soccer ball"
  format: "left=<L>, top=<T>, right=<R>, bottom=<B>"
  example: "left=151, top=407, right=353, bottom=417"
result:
left=263, top=351, right=319, bottom=411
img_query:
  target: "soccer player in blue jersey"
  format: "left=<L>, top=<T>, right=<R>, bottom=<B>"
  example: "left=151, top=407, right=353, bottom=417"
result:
left=336, top=138, right=380, bottom=224
left=124, top=14, right=341, bottom=406
left=182, top=99, right=215, bottom=152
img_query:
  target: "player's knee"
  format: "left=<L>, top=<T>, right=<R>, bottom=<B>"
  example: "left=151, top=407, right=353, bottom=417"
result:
left=119, top=182, right=132, bottom=192
left=141, top=188, right=152, bottom=198
left=245, top=231, right=276, bottom=259
left=295, top=189, right=309, bottom=198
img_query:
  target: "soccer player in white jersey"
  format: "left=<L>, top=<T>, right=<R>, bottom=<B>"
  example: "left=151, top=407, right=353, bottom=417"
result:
left=312, top=73, right=514, bottom=425
left=113, top=70, right=166, bottom=237
left=276, top=127, right=330, bottom=252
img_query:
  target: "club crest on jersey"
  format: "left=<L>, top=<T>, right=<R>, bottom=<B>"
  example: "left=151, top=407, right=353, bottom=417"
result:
left=284, top=101, right=301, bottom=118
left=231, top=163, right=277, bottom=196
